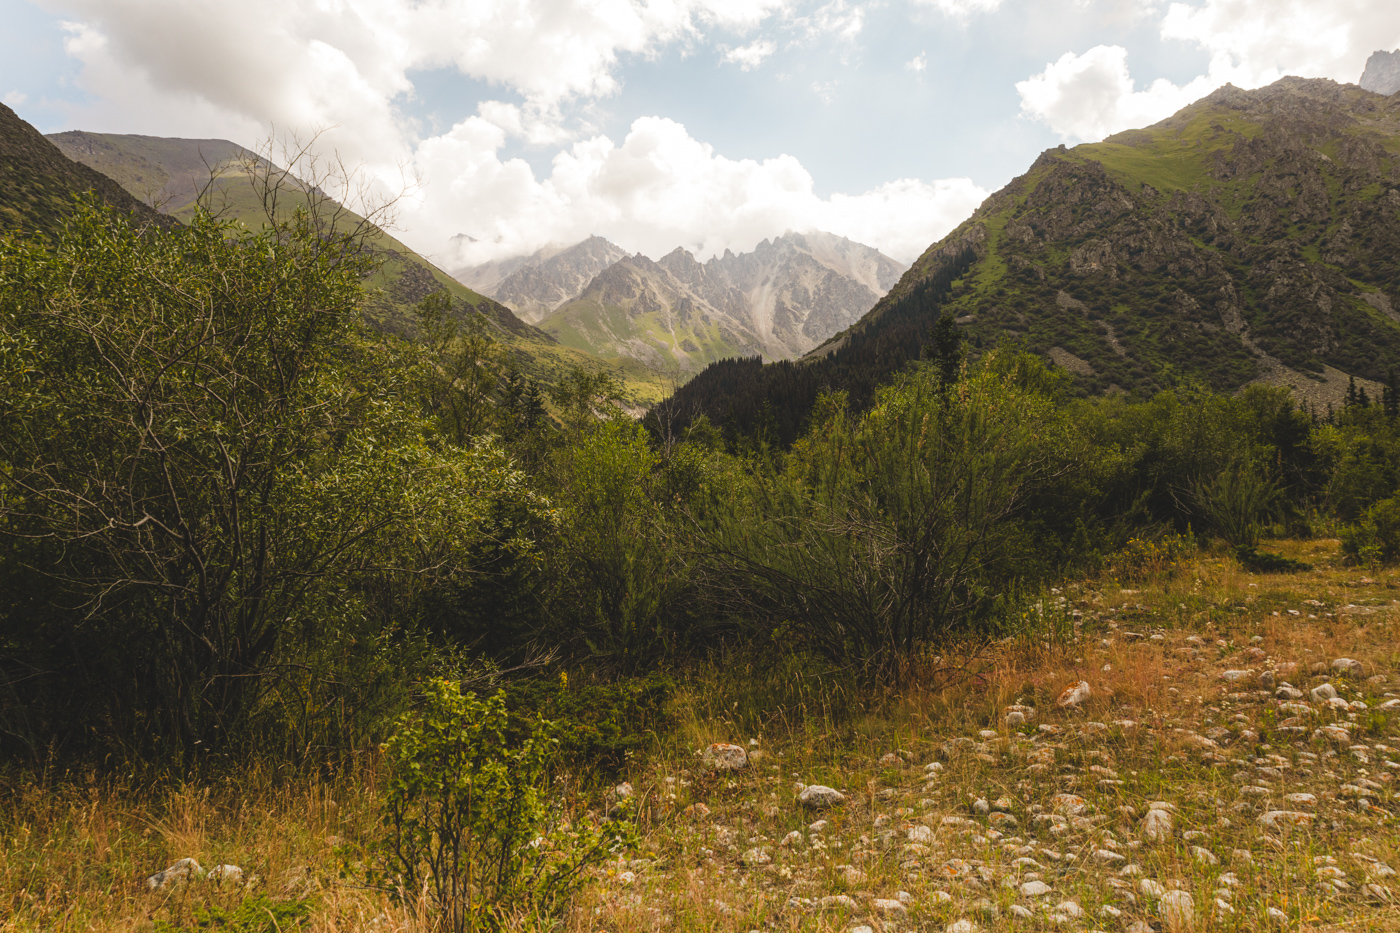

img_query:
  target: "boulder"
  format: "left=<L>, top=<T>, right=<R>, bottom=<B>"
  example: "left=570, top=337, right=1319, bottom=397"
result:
left=1056, top=680, right=1091, bottom=708
left=701, top=743, right=749, bottom=771
left=1159, top=890, right=1195, bottom=933
left=798, top=785, right=846, bottom=809
left=146, top=858, right=204, bottom=891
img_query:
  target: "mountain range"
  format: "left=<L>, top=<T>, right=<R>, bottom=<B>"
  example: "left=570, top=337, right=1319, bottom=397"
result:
left=660, top=75, right=1400, bottom=444
left=456, top=231, right=905, bottom=373
left=5, top=122, right=668, bottom=406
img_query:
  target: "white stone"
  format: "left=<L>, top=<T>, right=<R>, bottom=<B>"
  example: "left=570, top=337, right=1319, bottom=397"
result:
left=207, top=864, right=243, bottom=885
left=799, top=785, right=847, bottom=809
left=945, top=922, right=977, bottom=933
left=1055, top=901, right=1084, bottom=917
left=1139, top=878, right=1166, bottom=898
left=908, top=824, right=934, bottom=843
left=146, top=858, right=204, bottom=891
left=1259, top=810, right=1313, bottom=831
left=820, top=894, right=858, bottom=909
left=781, top=830, right=804, bottom=847
left=874, top=899, right=907, bottom=916
left=1266, top=906, right=1288, bottom=924
left=1332, top=658, right=1363, bottom=677
left=1311, top=683, right=1338, bottom=703
left=1220, top=670, right=1253, bottom=683
left=741, top=847, right=770, bottom=866
left=1057, top=680, right=1091, bottom=708
left=1142, top=808, right=1173, bottom=842
left=1158, top=890, right=1195, bottom=933
left=702, top=743, right=749, bottom=771
left=1191, top=847, right=1219, bottom=866
left=1020, top=880, right=1053, bottom=897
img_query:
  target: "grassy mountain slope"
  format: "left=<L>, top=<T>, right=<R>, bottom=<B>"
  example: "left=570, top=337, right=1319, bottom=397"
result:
left=0, top=104, right=172, bottom=239
left=819, top=78, right=1400, bottom=403
left=46, top=131, right=667, bottom=405
left=540, top=252, right=766, bottom=374
left=658, top=79, right=1400, bottom=444
left=541, top=233, right=907, bottom=375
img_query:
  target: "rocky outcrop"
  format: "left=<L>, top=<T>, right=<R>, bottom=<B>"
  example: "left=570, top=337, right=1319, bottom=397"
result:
left=1361, top=49, right=1400, bottom=96
left=456, top=236, right=630, bottom=323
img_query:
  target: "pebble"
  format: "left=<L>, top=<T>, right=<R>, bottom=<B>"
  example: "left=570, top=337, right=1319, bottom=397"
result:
left=1332, top=658, right=1363, bottom=677
left=945, top=922, right=977, bottom=933
left=908, top=825, right=934, bottom=843
left=1020, top=880, right=1053, bottom=897
left=1266, top=907, right=1288, bottom=924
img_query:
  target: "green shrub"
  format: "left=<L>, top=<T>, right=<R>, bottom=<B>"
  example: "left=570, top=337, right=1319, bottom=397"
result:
left=1341, top=497, right=1400, bottom=566
left=377, top=679, right=629, bottom=931
left=503, top=673, right=673, bottom=775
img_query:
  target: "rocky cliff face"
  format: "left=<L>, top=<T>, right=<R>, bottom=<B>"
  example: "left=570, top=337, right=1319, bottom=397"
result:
left=1361, top=49, right=1400, bottom=96
left=811, top=78, right=1400, bottom=406
left=455, top=236, right=630, bottom=323
left=537, top=232, right=906, bottom=372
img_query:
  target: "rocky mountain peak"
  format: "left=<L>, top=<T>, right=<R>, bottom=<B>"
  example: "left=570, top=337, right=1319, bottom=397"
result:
left=1361, top=49, right=1400, bottom=96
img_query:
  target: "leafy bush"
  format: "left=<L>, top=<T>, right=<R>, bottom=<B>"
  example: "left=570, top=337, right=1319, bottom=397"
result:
left=377, top=679, right=628, bottom=931
left=1341, top=497, right=1400, bottom=567
left=701, top=354, right=1075, bottom=674
left=503, top=673, right=673, bottom=775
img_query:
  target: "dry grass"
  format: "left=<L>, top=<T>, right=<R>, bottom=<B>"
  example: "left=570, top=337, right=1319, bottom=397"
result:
left=2, top=539, right=1398, bottom=932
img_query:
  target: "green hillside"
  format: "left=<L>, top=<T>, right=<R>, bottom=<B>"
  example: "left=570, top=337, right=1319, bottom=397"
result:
left=46, top=131, right=667, bottom=406
left=813, top=78, right=1400, bottom=406
left=0, top=104, right=171, bottom=240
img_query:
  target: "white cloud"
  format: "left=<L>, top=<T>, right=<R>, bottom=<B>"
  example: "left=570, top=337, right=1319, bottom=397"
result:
left=35, top=0, right=984, bottom=269
left=420, top=116, right=987, bottom=266
left=913, top=0, right=1003, bottom=18
left=1161, top=0, right=1400, bottom=88
left=723, top=40, right=778, bottom=70
left=4, top=91, right=29, bottom=106
left=907, top=52, right=928, bottom=73
left=1016, top=44, right=1219, bottom=142
left=800, top=0, right=865, bottom=39
left=1017, top=1, right=1400, bottom=143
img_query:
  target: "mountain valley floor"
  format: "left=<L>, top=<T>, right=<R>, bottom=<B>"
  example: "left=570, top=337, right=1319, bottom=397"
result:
left=1, top=539, right=1398, bottom=933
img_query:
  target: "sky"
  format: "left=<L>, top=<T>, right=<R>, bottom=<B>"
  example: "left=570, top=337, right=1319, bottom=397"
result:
left=2, top=0, right=1398, bottom=268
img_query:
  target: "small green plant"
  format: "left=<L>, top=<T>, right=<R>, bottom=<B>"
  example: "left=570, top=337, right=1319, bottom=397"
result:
left=153, top=895, right=312, bottom=932
left=377, top=679, right=630, bottom=932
